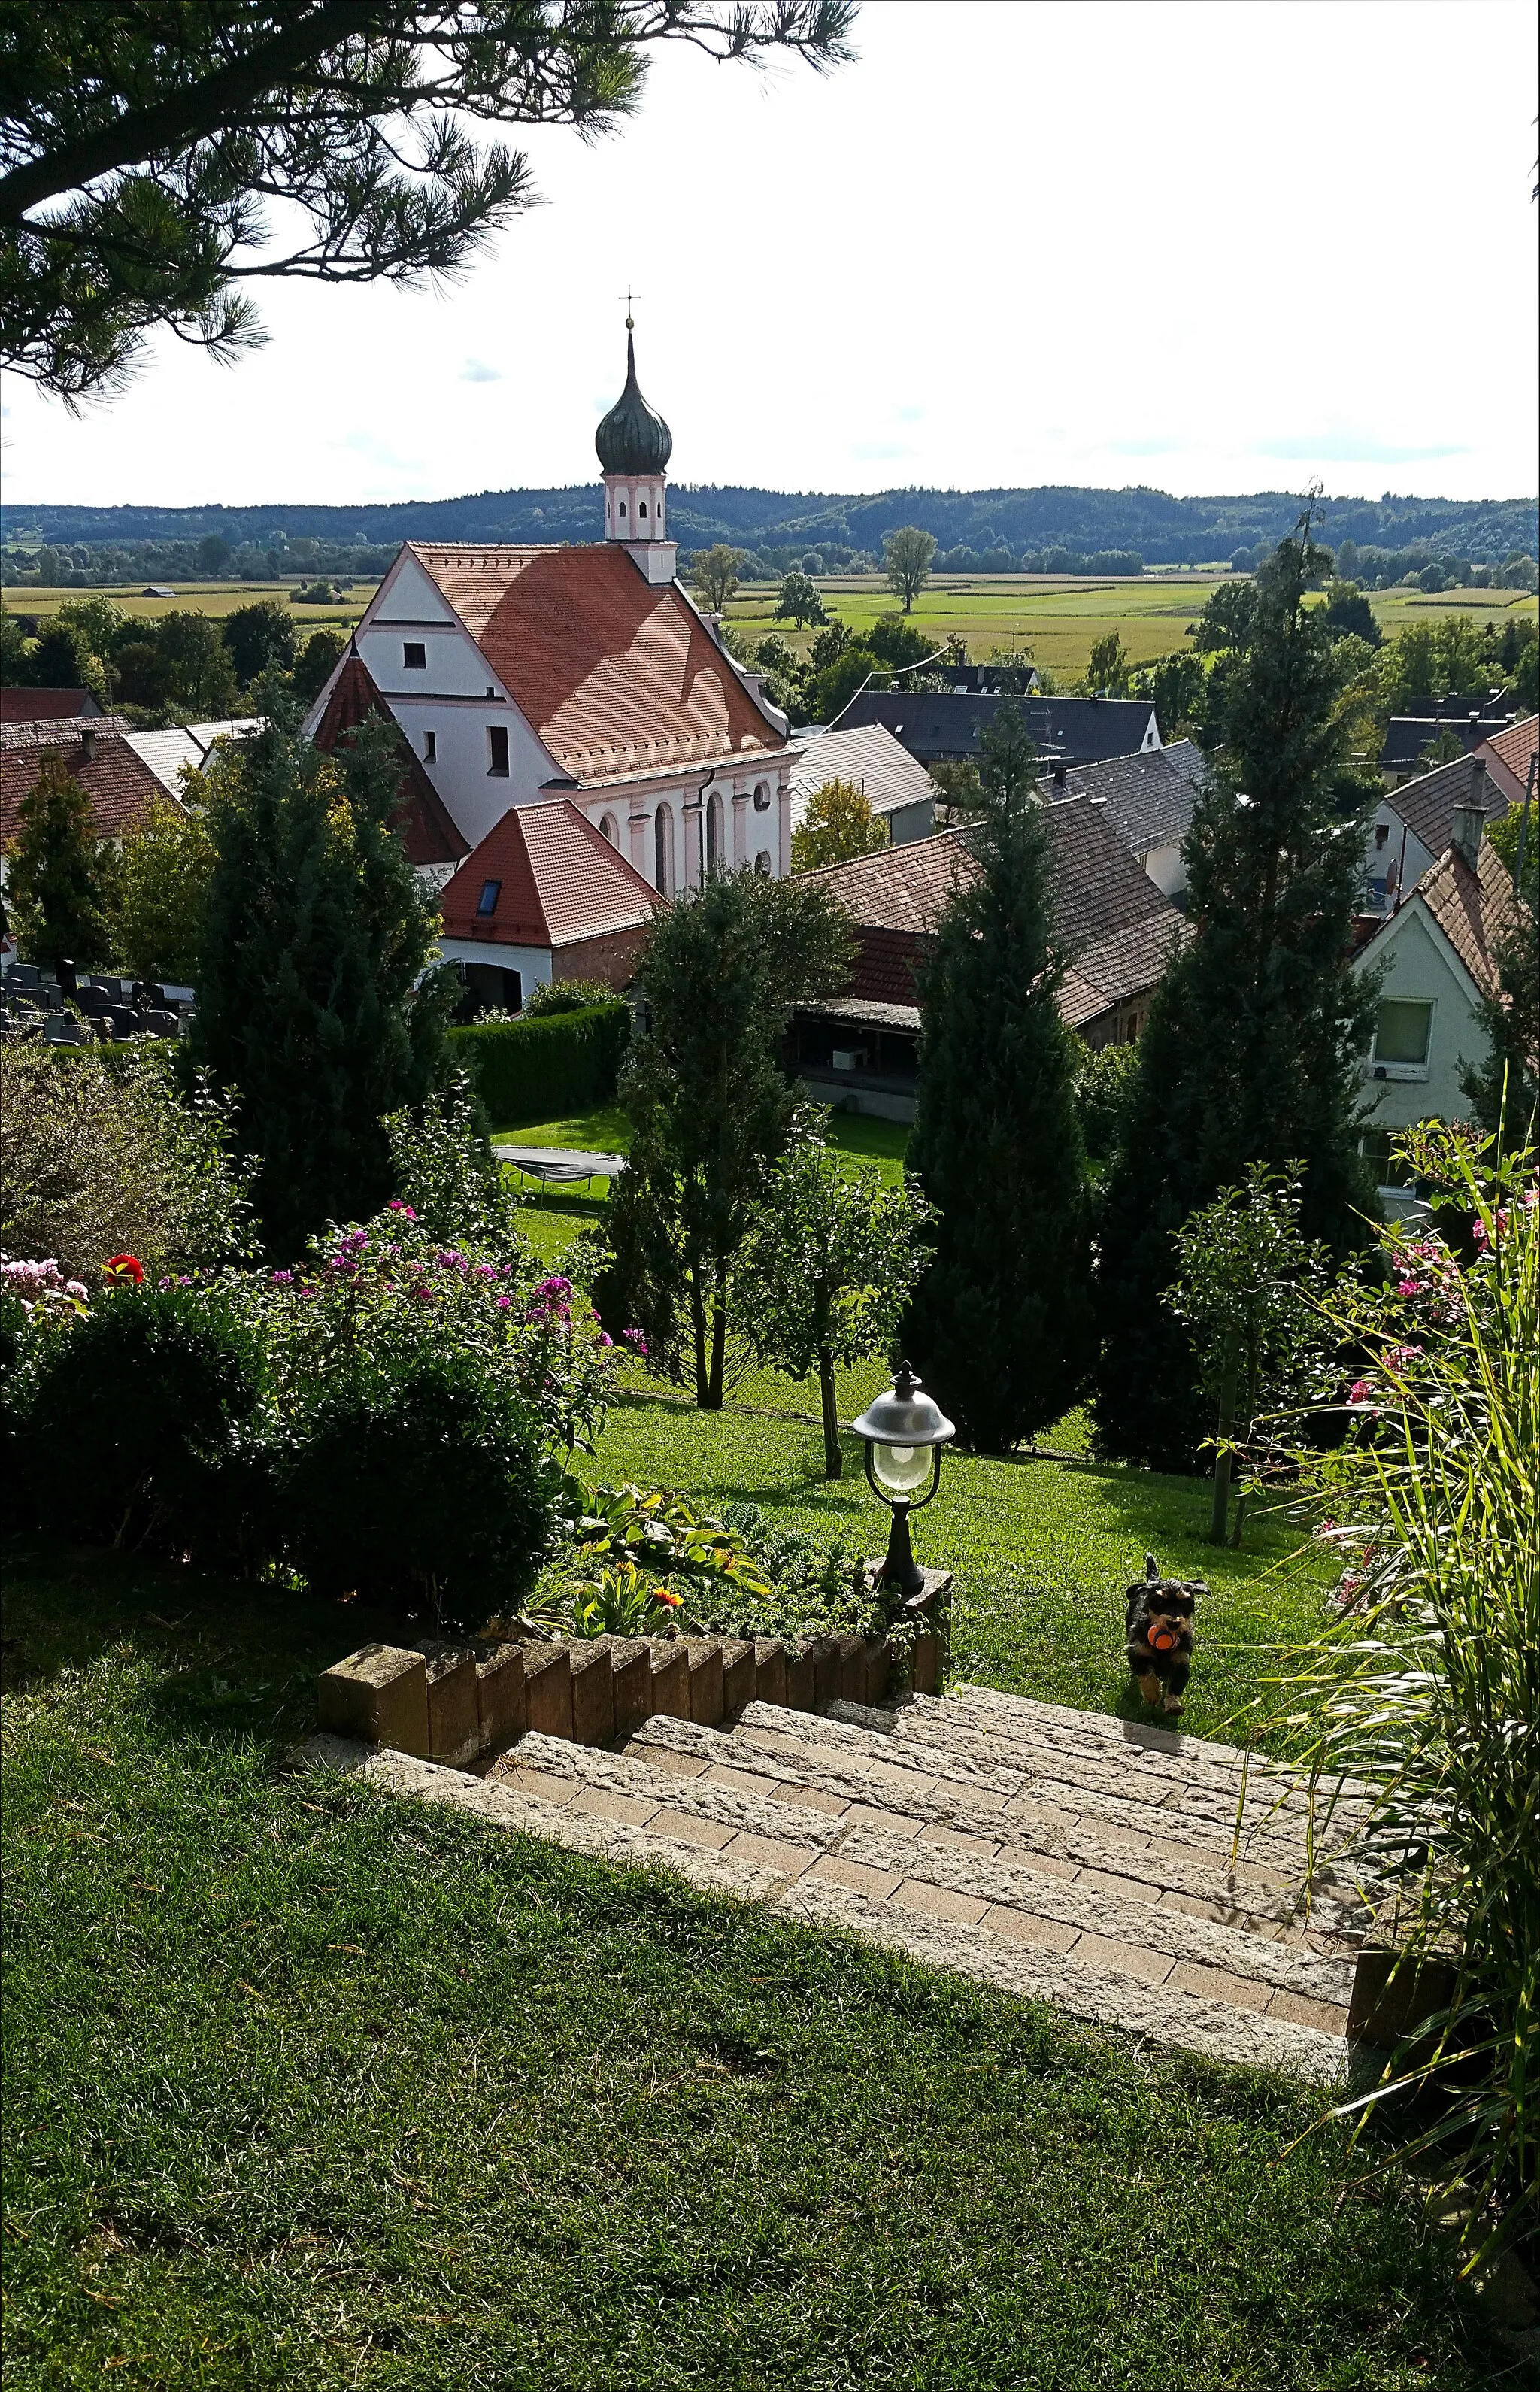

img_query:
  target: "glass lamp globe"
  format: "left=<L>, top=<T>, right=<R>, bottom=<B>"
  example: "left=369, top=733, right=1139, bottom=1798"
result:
left=871, top=1439, right=935, bottom=1497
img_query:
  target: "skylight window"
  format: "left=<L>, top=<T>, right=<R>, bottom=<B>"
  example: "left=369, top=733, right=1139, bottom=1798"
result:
left=476, top=879, right=501, bottom=917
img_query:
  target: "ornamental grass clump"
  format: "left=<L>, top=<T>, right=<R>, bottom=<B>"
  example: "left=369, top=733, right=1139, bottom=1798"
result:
left=1254, top=1126, right=1538, bottom=2257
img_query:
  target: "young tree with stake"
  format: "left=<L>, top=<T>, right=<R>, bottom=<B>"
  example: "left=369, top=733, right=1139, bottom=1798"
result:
left=1166, top=1163, right=1331, bottom=1545
left=738, top=1114, right=935, bottom=1476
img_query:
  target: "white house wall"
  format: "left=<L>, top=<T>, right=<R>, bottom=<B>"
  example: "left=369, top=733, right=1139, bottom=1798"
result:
left=1360, top=796, right=1438, bottom=915
left=1141, top=838, right=1187, bottom=899
left=439, top=935, right=553, bottom=992
left=1354, top=903, right=1485, bottom=1135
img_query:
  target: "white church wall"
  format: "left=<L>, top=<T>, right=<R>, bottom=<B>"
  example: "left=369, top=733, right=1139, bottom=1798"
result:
left=386, top=695, right=556, bottom=850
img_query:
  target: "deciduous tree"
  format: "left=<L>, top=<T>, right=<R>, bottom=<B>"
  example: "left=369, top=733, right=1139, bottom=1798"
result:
left=883, top=525, right=938, bottom=613
left=602, top=869, right=851, bottom=1408
left=689, top=544, right=745, bottom=614
left=1085, top=629, right=1129, bottom=695
left=738, top=1115, right=934, bottom=1475
left=7, top=753, right=119, bottom=970
left=114, top=796, right=216, bottom=983
left=791, top=778, right=888, bottom=872
left=775, top=571, right=826, bottom=628
left=221, top=596, right=296, bottom=687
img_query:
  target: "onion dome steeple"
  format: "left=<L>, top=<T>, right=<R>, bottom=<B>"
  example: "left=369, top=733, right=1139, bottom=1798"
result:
left=596, top=318, right=672, bottom=477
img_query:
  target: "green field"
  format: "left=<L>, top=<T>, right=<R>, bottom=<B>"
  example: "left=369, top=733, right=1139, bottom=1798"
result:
left=8, top=572, right=1533, bottom=693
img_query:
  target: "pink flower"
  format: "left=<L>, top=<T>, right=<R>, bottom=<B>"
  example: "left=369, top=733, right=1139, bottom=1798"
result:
left=622, top=1327, right=648, bottom=1356
left=388, top=1199, right=417, bottom=1218
left=1348, top=1380, right=1372, bottom=1405
left=1396, top=1278, right=1420, bottom=1296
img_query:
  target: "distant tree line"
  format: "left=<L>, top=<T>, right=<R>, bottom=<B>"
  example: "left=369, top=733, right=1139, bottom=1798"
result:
left=2, top=596, right=344, bottom=724
left=2, top=535, right=396, bottom=590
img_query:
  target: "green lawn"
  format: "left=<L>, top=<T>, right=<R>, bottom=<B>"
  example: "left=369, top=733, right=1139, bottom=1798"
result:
left=1, top=1539, right=1508, bottom=2389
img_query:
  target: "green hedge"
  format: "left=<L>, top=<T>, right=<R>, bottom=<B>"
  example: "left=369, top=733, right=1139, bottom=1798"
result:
left=448, top=1001, right=630, bottom=1127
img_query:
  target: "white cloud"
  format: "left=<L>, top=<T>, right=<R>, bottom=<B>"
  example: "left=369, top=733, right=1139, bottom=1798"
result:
left=460, top=360, right=503, bottom=384
left=5, top=1, right=1536, bottom=509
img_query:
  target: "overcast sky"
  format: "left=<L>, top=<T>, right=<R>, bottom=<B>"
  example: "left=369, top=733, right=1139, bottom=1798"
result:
left=5, top=0, right=1538, bottom=511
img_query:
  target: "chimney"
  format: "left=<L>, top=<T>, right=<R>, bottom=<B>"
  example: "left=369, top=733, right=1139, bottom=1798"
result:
left=1451, top=759, right=1486, bottom=869
left=80, top=726, right=97, bottom=764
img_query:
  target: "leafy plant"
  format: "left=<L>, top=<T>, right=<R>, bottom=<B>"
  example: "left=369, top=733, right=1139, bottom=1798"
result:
left=1252, top=1126, right=1538, bottom=2260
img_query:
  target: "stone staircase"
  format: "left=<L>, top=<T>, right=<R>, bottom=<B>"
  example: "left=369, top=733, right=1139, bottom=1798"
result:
left=306, top=1680, right=1388, bottom=2086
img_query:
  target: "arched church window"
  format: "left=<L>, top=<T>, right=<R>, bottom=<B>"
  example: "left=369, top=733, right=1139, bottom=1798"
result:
left=638, top=499, right=647, bottom=520
left=600, top=813, right=619, bottom=848
left=753, top=782, right=770, bottom=811
left=706, top=790, right=723, bottom=872
left=754, top=850, right=772, bottom=876
left=654, top=804, right=675, bottom=896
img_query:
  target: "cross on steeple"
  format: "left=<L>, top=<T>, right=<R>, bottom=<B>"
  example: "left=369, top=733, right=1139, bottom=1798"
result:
left=621, top=286, right=637, bottom=331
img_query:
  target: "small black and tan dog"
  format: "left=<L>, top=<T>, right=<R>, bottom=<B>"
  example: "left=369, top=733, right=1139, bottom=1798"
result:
left=1124, top=1553, right=1202, bottom=1716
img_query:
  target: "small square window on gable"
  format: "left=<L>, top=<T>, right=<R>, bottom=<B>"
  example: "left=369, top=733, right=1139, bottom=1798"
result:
left=476, top=879, right=501, bottom=917
left=402, top=641, right=426, bottom=670
left=487, top=726, right=510, bottom=776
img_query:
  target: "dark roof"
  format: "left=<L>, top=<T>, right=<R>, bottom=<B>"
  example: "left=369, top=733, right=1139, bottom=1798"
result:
left=833, top=690, right=1161, bottom=769
left=0, top=721, right=170, bottom=848
left=0, top=687, right=103, bottom=722
left=594, top=329, right=672, bottom=477
left=438, top=799, right=659, bottom=948
left=800, top=796, right=1187, bottom=1023
left=1056, top=737, right=1208, bottom=856
left=1381, top=714, right=1508, bottom=772
left=311, top=648, right=469, bottom=866
left=1386, top=750, right=1514, bottom=862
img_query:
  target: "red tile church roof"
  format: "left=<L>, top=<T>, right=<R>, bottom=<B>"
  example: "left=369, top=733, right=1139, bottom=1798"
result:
left=438, top=799, right=659, bottom=950
left=406, top=543, right=784, bottom=787
left=311, top=649, right=468, bottom=866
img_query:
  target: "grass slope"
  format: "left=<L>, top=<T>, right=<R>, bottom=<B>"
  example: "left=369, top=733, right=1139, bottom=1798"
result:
left=1, top=1542, right=1505, bottom=2390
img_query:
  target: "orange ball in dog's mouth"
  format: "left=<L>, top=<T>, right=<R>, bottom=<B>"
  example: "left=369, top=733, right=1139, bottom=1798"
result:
left=1147, top=1623, right=1179, bottom=1654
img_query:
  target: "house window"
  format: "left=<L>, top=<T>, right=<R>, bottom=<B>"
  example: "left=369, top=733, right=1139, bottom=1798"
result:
left=599, top=812, right=619, bottom=847
left=402, top=641, right=426, bottom=670
left=487, top=725, right=509, bottom=776
left=1373, top=999, right=1433, bottom=1066
left=476, top=878, right=501, bottom=917
left=423, top=729, right=436, bottom=762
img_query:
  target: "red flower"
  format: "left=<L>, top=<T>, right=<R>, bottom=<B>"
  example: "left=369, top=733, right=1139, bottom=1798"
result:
left=652, top=1585, right=684, bottom=1608
left=104, top=1254, right=145, bottom=1284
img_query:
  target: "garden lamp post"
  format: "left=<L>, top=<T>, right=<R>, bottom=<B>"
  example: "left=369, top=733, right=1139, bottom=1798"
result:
left=852, top=1363, right=955, bottom=1599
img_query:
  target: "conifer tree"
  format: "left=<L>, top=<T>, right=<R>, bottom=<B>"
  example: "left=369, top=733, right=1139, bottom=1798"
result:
left=903, top=699, right=1093, bottom=1449
left=7, top=752, right=117, bottom=970
left=1093, top=514, right=1378, bottom=1469
left=190, top=708, right=450, bottom=1257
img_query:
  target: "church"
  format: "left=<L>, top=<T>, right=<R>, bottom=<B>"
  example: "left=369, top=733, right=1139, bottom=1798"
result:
left=305, top=324, right=797, bottom=1008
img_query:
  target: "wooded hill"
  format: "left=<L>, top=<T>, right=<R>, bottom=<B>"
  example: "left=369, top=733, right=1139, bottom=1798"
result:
left=8, top=485, right=1535, bottom=568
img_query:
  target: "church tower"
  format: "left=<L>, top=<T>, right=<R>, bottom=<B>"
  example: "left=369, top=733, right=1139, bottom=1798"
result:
left=596, top=314, right=677, bottom=584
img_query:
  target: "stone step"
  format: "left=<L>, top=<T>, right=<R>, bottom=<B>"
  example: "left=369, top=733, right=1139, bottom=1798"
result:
left=626, top=1712, right=1370, bottom=1952
left=828, top=1692, right=1371, bottom=1854
left=498, top=1730, right=1354, bottom=2022
left=297, top=1733, right=1352, bottom=2085
left=721, top=1701, right=1362, bottom=1896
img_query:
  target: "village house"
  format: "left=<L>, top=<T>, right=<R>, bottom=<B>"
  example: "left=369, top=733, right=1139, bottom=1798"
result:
left=1379, top=708, right=1511, bottom=786
left=790, top=796, right=1190, bottom=1120
left=0, top=714, right=172, bottom=875
left=305, top=326, right=797, bottom=927
left=1044, top=737, right=1208, bottom=900
left=790, top=720, right=937, bottom=847
left=1475, top=712, right=1539, bottom=808
left=1353, top=803, right=1528, bottom=1208
left=1359, top=746, right=1520, bottom=917
left=435, top=798, right=659, bottom=1013
left=832, top=688, right=1163, bottom=774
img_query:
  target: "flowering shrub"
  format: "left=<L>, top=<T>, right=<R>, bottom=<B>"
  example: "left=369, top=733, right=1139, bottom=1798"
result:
left=255, top=1208, right=628, bottom=1460
left=1, top=1256, right=90, bottom=1320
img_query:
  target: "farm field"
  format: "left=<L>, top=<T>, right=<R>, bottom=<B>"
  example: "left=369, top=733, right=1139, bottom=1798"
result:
left=6, top=572, right=1533, bottom=693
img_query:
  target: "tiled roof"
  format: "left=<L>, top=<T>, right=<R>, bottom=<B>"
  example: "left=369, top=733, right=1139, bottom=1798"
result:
left=438, top=799, right=660, bottom=948
left=408, top=542, right=784, bottom=787
left=0, top=711, right=132, bottom=750
left=1386, top=749, right=1513, bottom=859
left=312, top=650, right=468, bottom=866
left=833, top=690, right=1160, bottom=767
left=790, top=722, right=936, bottom=821
left=1059, top=914, right=1191, bottom=1027
left=1412, top=840, right=1528, bottom=1000
left=0, top=687, right=102, bottom=722
left=0, top=722, right=170, bottom=848
left=1381, top=714, right=1508, bottom=772
left=1478, top=713, right=1538, bottom=803
left=808, top=789, right=1181, bottom=966
left=796, top=995, right=923, bottom=1031
left=1058, top=738, right=1208, bottom=856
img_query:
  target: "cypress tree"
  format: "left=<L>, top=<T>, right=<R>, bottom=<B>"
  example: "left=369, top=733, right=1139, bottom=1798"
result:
left=190, top=708, right=450, bottom=1257
left=8, top=753, right=118, bottom=971
left=1093, top=515, right=1378, bottom=1469
left=904, top=700, right=1093, bottom=1450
